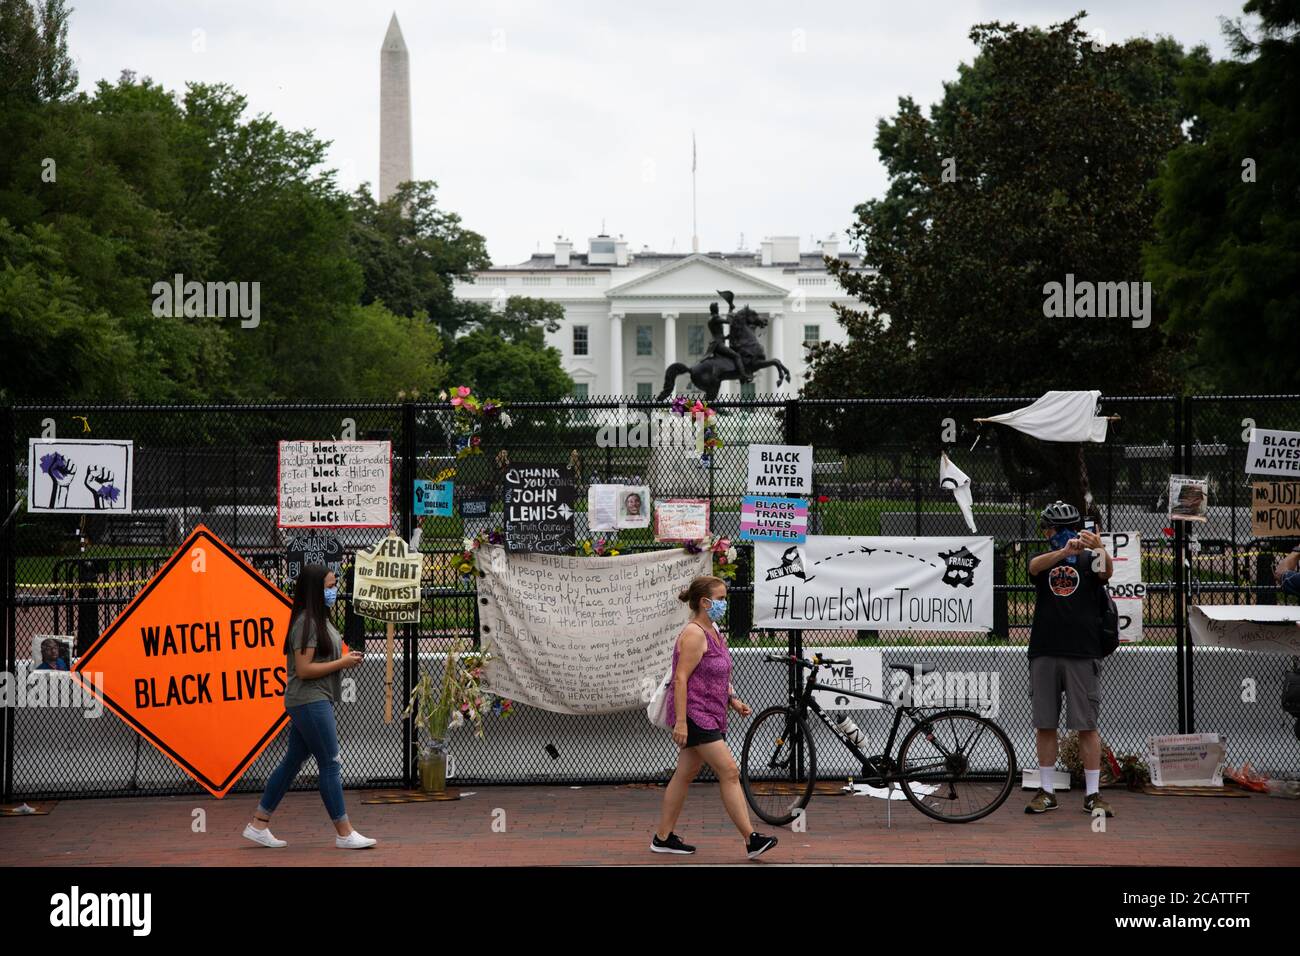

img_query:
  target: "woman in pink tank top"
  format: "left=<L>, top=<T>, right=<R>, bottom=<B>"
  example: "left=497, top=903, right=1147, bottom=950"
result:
left=651, top=576, right=778, bottom=860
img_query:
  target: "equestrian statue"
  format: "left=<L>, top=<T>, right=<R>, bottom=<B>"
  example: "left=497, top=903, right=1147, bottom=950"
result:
left=657, top=290, right=790, bottom=403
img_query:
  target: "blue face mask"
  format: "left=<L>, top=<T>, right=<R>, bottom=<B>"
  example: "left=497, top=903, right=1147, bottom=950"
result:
left=323, top=586, right=338, bottom=608
left=1049, top=528, right=1078, bottom=564
left=706, top=597, right=727, bottom=621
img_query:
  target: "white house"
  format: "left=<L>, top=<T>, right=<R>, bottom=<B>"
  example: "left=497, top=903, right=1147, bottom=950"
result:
left=452, top=233, right=863, bottom=398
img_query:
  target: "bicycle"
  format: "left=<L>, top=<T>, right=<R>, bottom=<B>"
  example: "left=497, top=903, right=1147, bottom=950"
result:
left=740, top=653, right=1017, bottom=825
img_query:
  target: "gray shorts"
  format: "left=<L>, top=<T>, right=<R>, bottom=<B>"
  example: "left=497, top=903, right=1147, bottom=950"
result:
left=1029, top=656, right=1101, bottom=731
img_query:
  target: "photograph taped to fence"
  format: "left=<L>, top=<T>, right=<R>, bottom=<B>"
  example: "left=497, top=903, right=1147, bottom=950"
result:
left=27, top=438, right=133, bottom=513
left=754, top=535, right=994, bottom=631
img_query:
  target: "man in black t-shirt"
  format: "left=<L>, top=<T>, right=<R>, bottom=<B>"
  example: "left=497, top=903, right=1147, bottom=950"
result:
left=1025, top=500, right=1114, bottom=818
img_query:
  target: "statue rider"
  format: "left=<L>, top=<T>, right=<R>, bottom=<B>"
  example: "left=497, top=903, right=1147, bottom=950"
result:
left=704, top=291, right=752, bottom=384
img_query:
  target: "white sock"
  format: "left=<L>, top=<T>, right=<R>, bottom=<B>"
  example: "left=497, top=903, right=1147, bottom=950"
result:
left=1039, top=766, right=1055, bottom=794
left=1085, top=769, right=1100, bottom=796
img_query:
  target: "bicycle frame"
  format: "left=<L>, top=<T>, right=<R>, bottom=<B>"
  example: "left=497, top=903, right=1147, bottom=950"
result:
left=793, top=667, right=928, bottom=771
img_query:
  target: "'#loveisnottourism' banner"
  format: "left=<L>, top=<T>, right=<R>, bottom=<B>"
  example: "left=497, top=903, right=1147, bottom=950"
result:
left=754, top=535, right=994, bottom=631
left=476, top=546, right=709, bottom=714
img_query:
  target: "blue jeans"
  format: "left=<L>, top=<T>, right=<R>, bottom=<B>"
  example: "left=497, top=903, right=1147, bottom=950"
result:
left=256, top=700, right=347, bottom=823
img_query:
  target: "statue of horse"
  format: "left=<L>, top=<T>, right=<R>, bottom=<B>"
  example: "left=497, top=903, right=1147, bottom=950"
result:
left=657, top=304, right=790, bottom=402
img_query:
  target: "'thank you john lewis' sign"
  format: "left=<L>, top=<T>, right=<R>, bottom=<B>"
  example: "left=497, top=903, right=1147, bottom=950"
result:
left=746, top=444, right=813, bottom=495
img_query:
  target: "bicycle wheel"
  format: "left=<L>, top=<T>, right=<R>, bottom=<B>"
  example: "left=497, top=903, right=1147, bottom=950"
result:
left=896, top=710, right=1016, bottom=823
left=740, top=706, right=816, bottom=826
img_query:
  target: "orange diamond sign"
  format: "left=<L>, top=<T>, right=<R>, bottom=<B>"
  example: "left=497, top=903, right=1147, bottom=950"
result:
left=74, top=525, right=293, bottom=797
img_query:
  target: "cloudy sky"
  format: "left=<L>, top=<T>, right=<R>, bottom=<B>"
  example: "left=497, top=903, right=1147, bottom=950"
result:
left=68, top=1, right=1241, bottom=265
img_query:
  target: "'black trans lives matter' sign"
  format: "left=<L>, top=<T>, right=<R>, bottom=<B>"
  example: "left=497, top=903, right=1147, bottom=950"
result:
left=504, top=466, right=575, bottom=555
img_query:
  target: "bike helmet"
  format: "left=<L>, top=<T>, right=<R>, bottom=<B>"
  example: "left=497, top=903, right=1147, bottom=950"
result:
left=1039, top=500, right=1081, bottom=528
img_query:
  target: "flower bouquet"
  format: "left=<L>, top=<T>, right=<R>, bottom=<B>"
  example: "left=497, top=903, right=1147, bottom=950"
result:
left=685, top=534, right=738, bottom=580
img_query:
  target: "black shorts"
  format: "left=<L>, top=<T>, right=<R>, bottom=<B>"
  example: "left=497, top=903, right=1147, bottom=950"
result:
left=685, top=717, right=725, bottom=747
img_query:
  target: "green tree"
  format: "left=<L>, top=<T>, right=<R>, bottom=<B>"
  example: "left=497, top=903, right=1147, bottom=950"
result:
left=808, top=13, right=1195, bottom=414
left=1144, top=0, right=1300, bottom=390
left=0, top=0, right=77, bottom=104
left=447, top=296, right=572, bottom=400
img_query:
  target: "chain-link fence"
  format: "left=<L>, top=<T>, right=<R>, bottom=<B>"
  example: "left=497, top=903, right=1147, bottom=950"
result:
left=3, top=395, right=1298, bottom=801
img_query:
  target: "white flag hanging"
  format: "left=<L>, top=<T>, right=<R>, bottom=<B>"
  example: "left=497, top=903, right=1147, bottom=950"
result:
left=940, top=452, right=977, bottom=533
left=980, top=390, right=1108, bottom=443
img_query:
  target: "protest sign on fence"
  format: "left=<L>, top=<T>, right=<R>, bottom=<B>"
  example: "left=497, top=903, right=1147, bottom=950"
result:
left=739, top=495, right=808, bottom=543
left=1251, top=481, right=1300, bottom=537
left=278, top=440, right=390, bottom=528
left=746, top=444, right=813, bottom=495
left=1099, top=532, right=1144, bottom=642
left=1245, top=428, right=1300, bottom=477
left=754, top=535, right=994, bottom=631
left=504, top=466, right=575, bottom=554
left=28, top=438, right=133, bottom=514
left=476, top=547, right=709, bottom=714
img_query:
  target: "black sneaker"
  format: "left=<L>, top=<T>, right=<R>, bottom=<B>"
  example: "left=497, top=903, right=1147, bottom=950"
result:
left=651, top=832, right=695, bottom=854
left=746, top=832, right=778, bottom=859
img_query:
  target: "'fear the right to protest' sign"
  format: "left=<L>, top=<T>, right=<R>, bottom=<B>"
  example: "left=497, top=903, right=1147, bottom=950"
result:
left=1252, top=481, right=1300, bottom=537
left=746, top=444, right=813, bottom=495
left=504, top=466, right=575, bottom=554
left=278, top=440, right=391, bottom=528
left=352, top=535, right=423, bottom=624
left=1245, top=428, right=1300, bottom=477
left=72, top=526, right=293, bottom=798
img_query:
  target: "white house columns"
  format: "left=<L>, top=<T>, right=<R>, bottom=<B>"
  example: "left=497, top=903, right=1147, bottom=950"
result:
left=662, top=312, right=678, bottom=369
left=609, top=311, right=624, bottom=394
left=768, top=310, right=785, bottom=392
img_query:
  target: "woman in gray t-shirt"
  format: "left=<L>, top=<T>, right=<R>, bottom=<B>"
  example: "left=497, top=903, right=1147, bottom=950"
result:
left=243, top=563, right=377, bottom=849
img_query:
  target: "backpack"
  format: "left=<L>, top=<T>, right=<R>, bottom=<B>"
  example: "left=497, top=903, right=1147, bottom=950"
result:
left=1098, top=584, right=1120, bottom=657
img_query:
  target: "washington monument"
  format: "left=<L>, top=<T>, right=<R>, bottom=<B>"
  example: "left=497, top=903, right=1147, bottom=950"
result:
left=379, top=13, right=412, bottom=202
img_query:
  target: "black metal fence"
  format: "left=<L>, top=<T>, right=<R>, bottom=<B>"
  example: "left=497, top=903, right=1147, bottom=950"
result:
left=3, top=395, right=1298, bottom=801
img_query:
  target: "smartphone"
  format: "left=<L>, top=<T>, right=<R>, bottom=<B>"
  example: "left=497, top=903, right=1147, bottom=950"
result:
left=1083, top=518, right=1096, bottom=533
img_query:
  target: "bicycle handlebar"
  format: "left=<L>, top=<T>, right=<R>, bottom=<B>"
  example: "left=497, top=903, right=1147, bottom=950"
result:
left=762, top=653, right=850, bottom=669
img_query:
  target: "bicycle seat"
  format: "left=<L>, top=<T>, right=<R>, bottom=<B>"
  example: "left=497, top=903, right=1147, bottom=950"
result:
left=886, top=662, right=938, bottom=676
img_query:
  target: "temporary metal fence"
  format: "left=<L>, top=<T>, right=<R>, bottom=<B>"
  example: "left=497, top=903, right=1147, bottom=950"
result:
left=2, top=395, right=1297, bottom=801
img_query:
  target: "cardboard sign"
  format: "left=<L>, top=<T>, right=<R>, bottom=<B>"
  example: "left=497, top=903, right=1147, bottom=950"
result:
left=71, top=526, right=293, bottom=798
left=739, top=495, right=808, bottom=543
left=285, top=533, right=343, bottom=582
left=503, top=466, right=576, bottom=555
left=28, top=438, right=133, bottom=514
left=654, top=499, right=711, bottom=543
left=746, top=444, right=813, bottom=495
left=1099, top=532, right=1144, bottom=642
left=413, top=480, right=453, bottom=517
left=278, top=440, right=391, bottom=528
left=352, top=535, right=422, bottom=624
left=803, top=647, right=884, bottom=711
left=1146, top=733, right=1227, bottom=788
left=1251, top=481, right=1300, bottom=537
left=1245, top=428, right=1300, bottom=477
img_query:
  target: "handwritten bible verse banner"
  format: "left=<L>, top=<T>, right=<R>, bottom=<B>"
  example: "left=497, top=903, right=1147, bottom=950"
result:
left=476, top=546, right=710, bottom=714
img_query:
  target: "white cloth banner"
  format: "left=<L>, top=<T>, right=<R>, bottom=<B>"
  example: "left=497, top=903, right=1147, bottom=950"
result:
left=754, top=535, right=994, bottom=631
left=1188, top=605, right=1300, bottom=655
left=1099, top=532, right=1143, bottom=642
left=939, top=452, right=976, bottom=533
left=983, top=390, right=1108, bottom=443
left=476, top=546, right=710, bottom=714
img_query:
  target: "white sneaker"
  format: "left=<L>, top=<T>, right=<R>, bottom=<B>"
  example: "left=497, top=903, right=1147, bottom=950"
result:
left=335, top=830, right=377, bottom=849
left=242, top=823, right=287, bottom=848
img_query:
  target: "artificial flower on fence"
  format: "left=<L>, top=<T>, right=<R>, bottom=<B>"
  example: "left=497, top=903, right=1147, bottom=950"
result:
left=685, top=534, right=738, bottom=580
left=578, top=535, right=620, bottom=557
left=454, top=528, right=505, bottom=581
left=669, top=395, right=722, bottom=463
left=438, top=386, right=507, bottom=459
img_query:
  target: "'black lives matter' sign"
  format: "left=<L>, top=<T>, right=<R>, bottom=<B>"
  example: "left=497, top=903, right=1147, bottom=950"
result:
left=504, top=467, right=575, bottom=555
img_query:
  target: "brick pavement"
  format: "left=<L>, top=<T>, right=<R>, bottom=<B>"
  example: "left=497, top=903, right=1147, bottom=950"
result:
left=4, top=784, right=1298, bottom=866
